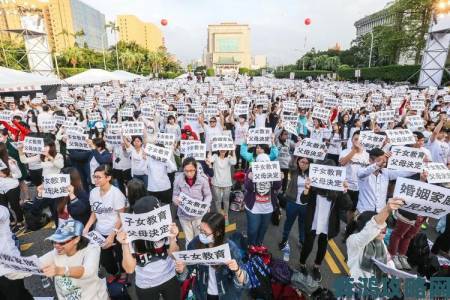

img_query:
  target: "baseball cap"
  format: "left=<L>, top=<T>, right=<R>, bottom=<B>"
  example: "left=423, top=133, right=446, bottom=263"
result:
left=47, top=220, right=84, bottom=243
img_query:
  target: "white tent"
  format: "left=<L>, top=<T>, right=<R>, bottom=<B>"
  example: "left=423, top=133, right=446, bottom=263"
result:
left=112, top=70, right=144, bottom=81
left=0, top=67, right=61, bottom=93
left=63, top=69, right=122, bottom=85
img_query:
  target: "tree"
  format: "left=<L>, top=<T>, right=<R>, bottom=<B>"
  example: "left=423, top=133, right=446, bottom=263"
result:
left=60, top=47, right=84, bottom=68
left=105, top=21, right=120, bottom=69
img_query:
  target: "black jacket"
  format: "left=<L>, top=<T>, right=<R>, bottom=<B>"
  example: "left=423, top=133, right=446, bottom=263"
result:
left=300, top=188, right=352, bottom=239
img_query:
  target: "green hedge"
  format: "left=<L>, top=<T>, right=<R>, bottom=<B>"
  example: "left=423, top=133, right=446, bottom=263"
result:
left=239, top=68, right=263, bottom=76
left=58, top=67, right=87, bottom=79
left=274, top=70, right=331, bottom=79
left=206, top=68, right=215, bottom=76
left=337, top=65, right=422, bottom=83
left=159, top=71, right=183, bottom=79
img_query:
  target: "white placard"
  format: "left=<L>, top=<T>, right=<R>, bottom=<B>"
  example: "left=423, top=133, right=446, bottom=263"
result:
left=247, top=128, right=272, bottom=145
left=84, top=230, right=105, bottom=247
left=372, top=258, right=417, bottom=279
left=42, top=174, right=70, bottom=198
left=341, top=98, right=359, bottom=110
left=211, top=136, right=234, bottom=152
left=234, top=104, right=249, bottom=116
left=156, top=133, right=176, bottom=148
left=359, top=131, right=386, bottom=151
left=311, top=106, right=330, bottom=122
left=298, top=98, right=313, bottom=109
left=251, top=161, right=282, bottom=183
left=310, top=163, right=346, bottom=191
left=293, top=138, right=328, bottom=160
left=107, top=123, right=122, bottom=133
left=172, top=244, right=231, bottom=265
left=120, top=204, right=172, bottom=242
left=23, top=136, right=44, bottom=155
left=88, top=112, right=101, bottom=122
left=372, top=110, right=395, bottom=123
left=385, top=129, right=415, bottom=146
left=387, top=146, right=425, bottom=172
left=122, top=121, right=144, bottom=136
left=145, top=144, right=171, bottom=162
left=0, top=110, right=12, bottom=122
left=424, top=163, right=450, bottom=184
left=410, top=100, right=425, bottom=111
left=393, top=177, right=450, bottom=219
left=0, top=253, right=43, bottom=276
left=105, top=132, right=122, bottom=146
left=282, top=101, right=297, bottom=114
left=323, top=97, right=340, bottom=109
left=406, top=115, right=425, bottom=131
left=184, top=143, right=206, bottom=161
left=180, top=140, right=200, bottom=155
left=67, top=134, right=90, bottom=150
left=66, top=126, right=85, bottom=136
left=38, top=119, right=56, bottom=132
left=178, top=192, right=210, bottom=217
left=283, top=122, right=298, bottom=137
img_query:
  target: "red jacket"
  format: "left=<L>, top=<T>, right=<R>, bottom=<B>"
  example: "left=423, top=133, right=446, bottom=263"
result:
left=0, top=120, right=31, bottom=141
left=181, top=124, right=199, bottom=141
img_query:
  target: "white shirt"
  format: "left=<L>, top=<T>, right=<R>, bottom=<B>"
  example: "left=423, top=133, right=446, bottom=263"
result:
left=328, top=133, right=342, bottom=155
left=0, top=206, right=25, bottom=278
left=357, top=164, right=414, bottom=213
left=146, top=157, right=177, bottom=192
left=295, top=175, right=307, bottom=205
left=39, top=244, right=108, bottom=300
left=127, top=147, right=148, bottom=176
left=234, top=122, right=249, bottom=145
left=311, top=195, right=332, bottom=235
left=112, top=146, right=131, bottom=170
left=135, top=256, right=176, bottom=289
left=207, top=266, right=219, bottom=295
left=255, top=113, right=267, bottom=128
left=428, top=139, right=450, bottom=165
left=37, top=111, right=54, bottom=133
left=339, top=149, right=369, bottom=191
left=211, top=154, right=237, bottom=187
left=204, top=124, right=223, bottom=151
left=246, top=181, right=273, bottom=214
left=89, top=186, right=125, bottom=235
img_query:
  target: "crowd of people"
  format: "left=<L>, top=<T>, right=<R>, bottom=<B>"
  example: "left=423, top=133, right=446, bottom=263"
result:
left=0, top=75, right=449, bottom=300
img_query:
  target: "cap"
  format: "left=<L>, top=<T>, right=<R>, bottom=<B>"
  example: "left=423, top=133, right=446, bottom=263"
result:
left=47, top=220, right=84, bottom=243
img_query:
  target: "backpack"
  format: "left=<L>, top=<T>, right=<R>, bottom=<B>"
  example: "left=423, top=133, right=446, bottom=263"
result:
left=417, top=255, right=440, bottom=279
left=229, top=191, right=245, bottom=212
left=270, top=258, right=293, bottom=285
left=107, top=277, right=131, bottom=300
left=22, top=204, right=50, bottom=231
left=406, top=232, right=430, bottom=267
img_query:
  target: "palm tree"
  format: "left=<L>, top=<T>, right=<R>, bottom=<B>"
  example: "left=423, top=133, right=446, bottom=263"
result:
left=57, top=29, right=85, bottom=48
left=60, top=47, right=84, bottom=68
left=105, top=21, right=120, bottom=70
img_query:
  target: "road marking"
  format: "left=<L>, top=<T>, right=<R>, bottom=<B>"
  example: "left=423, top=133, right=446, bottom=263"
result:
left=178, top=223, right=236, bottom=240
left=329, top=239, right=350, bottom=274
left=20, top=243, right=33, bottom=251
left=324, top=251, right=341, bottom=274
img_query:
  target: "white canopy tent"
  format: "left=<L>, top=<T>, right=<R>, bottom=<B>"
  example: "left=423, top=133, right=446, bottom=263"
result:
left=63, top=69, right=122, bottom=85
left=0, top=67, right=61, bottom=93
left=112, top=70, right=145, bottom=81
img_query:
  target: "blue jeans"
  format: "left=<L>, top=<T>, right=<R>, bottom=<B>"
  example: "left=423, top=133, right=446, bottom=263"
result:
left=282, top=201, right=307, bottom=243
left=133, top=174, right=148, bottom=188
left=246, top=209, right=271, bottom=246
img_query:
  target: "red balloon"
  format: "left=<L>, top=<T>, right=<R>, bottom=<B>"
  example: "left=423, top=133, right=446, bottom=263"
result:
left=161, top=19, right=168, bottom=26
left=304, top=18, right=311, bottom=26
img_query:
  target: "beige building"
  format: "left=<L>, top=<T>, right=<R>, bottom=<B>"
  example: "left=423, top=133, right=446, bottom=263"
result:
left=252, top=55, right=267, bottom=70
left=205, top=22, right=251, bottom=74
left=117, top=15, right=163, bottom=52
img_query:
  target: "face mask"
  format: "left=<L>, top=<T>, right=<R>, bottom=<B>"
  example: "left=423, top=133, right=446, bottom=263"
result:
left=199, top=233, right=214, bottom=245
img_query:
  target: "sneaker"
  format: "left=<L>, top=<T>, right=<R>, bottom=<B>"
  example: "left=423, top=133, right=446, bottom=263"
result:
left=298, top=264, right=308, bottom=276
left=311, top=266, right=322, bottom=282
left=399, top=255, right=411, bottom=270
left=392, top=255, right=403, bottom=270
left=278, top=239, right=288, bottom=250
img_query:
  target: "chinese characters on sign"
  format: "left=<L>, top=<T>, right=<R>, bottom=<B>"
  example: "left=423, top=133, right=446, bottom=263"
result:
left=42, top=174, right=70, bottom=198
left=23, top=136, right=44, bottom=155
left=293, top=138, right=328, bottom=160
left=251, top=161, right=282, bottom=183
left=385, top=129, right=415, bottom=146
left=84, top=230, right=105, bottom=247
left=311, top=106, right=330, bottom=122
left=425, top=163, right=450, bottom=184
left=121, top=121, right=144, bottom=136
left=393, top=177, right=450, bottom=219
left=178, top=192, right=210, bottom=217
left=387, top=146, right=425, bottom=173
left=184, top=143, right=206, bottom=161
left=247, top=128, right=272, bottom=145
left=156, top=133, right=176, bottom=148
left=145, top=144, right=171, bottom=163
left=211, top=136, right=234, bottom=152
left=310, top=163, right=346, bottom=191
left=172, top=244, right=231, bottom=265
left=359, top=131, right=386, bottom=151
left=67, top=134, right=90, bottom=150
left=0, top=253, right=43, bottom=276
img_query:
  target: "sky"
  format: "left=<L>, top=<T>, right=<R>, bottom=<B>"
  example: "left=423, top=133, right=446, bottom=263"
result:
left=87, top=0, right=392, bottom=66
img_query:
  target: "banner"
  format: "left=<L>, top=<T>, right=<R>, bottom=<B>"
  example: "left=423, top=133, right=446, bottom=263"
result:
left=251, top=161, right=282, bottom=183
left=23, top=136, right=44, bottom=155
left=42, top=174, right=70, bottom=198
left=387, top=146, right=425, bottom=172
left=120, top=204, right=172, bottom=242
left=84, top=230, right=105, bottom=247
left=179, top=192, right=210, bottom=217
left=172, top=244, right=231, bottom=265
left=247, top=128, right=272, bottom=145
left=310, top=163, right=346, bottom=191
left=0, top=253, right=43, bottom=276
left=393, top=177, right=450, bottom=219
left=293, top=138, right=328, bottom=160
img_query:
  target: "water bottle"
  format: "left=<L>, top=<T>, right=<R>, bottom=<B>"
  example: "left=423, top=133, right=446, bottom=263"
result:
left=186, top=290, right=195, bottom=300
left=282, top=242, right=290, bottom=262
left=41, top=276, right=51, bottom=288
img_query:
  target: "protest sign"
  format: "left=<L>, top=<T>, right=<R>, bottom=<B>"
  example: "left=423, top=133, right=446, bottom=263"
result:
left=178, top=192, right=210, bottom=217
left=310, top=163, right=346, bottom=191
left=184, top=143, right=206, bottom=161
left=283, top=122, right=298, bottom=136
left=180, top=140, right=200, bottom=155
left=323, top=97, right=340, bottom=109
left=105, top=132, right=122, bottom=146
left=251, top=161, right=282, bottom=183
left=120, top=107, right=134, bottom=118
left=311, top=106, right=330, bottom=122
left=211, top=136, right=234, bottom=151
left=341, top=98, right=359, bottom=110
left=247, top=128, right=272, bottom=145
left=42, top=174, right=70, bottom=198
left=406, top=115, right=425, bottom=131
left=54, top=115, right=65, bottom=125
left=67, top=134, right=90, bottom=150
left=66, top=125, right=85, bottom=135
left=185, top=113, right=199, bottom=122
left=298, top=98, right=313, bottom=109
left=107, top=123, right=122, bottom=133
left=38, top=119, right=56, bottom=132
left=385, top=129, right=415, bottom=146
left=122, top=121, right=144, bottom=136
left=371, top=110, right=395, bottom=123
left=424, top=163, right=450, bottom=184
left=84, top=230, right=105, bottom=247
left=372, top=258, right=417, bottom=279
left=0, top=110, right=12, bottom=122
left=282, top=101, right=297, bottom=114
left=410, top=100, right=425, bottom=111
left=88, top=112, right=101, bottom=122
left=120, top=204, right=172, bottom=242
left=145, top=144, right=171, bottom=163
left=387, top=146, right=425, bottom=173
left=0, top=253, right=43, bottom=276
left=156, top=133, right=176, bottom=148
left=172, top=244, right=231, bottom=265
left=393, top=177, right=450, bottom=218
left=23, top=136, right=44, bottom=155
left=359, top=131, right=386, bottom=151
left=293, top=138, right=328, bottom=160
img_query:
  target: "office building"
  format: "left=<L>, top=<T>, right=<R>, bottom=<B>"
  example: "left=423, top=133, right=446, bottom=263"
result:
left=117, top=15, right=163, bottom=52
left=354, top=3, right=394, bottom=37
left=205, top=22, right=251, bottom=74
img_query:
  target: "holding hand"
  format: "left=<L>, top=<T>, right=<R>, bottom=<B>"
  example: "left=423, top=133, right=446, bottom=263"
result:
left=175, top=260, right=186, bottom=274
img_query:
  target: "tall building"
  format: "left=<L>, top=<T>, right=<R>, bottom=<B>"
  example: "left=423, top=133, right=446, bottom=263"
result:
left=354, top=4, right=393, bottom=37
left=0, top=0, right=107, bottom=53
left=205, top=22, right=251, bottom=74
left=252, top=55, right=267, bottom=70
left=117, top=15, right=163, bottom=52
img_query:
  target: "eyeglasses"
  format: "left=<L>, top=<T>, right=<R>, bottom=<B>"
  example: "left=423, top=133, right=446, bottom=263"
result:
left=52, top=237, right=75, bottom=246
left=197, top=225, right=213, bottom=236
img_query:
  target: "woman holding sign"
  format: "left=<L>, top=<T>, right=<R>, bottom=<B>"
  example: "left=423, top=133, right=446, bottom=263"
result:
left=175, top=212, right=248, bottom=300
left=116, top=196, right=181, bottom=300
